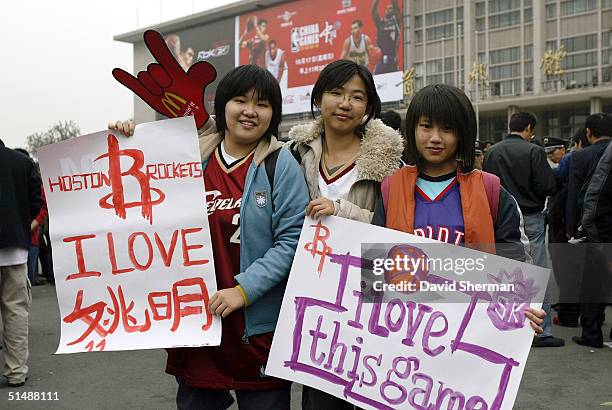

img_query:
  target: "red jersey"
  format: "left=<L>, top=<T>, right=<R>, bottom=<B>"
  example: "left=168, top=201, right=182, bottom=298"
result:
left=166, top=145, right=288, bottom=390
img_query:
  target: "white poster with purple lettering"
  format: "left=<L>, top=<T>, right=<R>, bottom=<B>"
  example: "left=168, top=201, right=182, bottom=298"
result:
left=38, top=117, right=220, bottom=353
left=267, top=216, right=549, bottom=410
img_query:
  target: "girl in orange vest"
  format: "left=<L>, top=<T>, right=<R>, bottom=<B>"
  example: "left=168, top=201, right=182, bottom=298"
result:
left=371, top=84, right=546, bottom=332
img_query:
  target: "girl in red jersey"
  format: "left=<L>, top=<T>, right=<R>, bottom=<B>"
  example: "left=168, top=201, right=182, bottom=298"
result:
left=112, top=65, right=308, bottom=410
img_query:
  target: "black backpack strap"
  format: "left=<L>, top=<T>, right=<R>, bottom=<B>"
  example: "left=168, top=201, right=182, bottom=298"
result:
left=287, top=140, right=302, bottom=164
left=265, top=147, right=282, bottom=196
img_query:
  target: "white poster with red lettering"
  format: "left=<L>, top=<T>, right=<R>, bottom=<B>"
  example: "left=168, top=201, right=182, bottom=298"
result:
left=267, top=216, right=549, bottom=410
left=38, top=117, right=220, bottom=353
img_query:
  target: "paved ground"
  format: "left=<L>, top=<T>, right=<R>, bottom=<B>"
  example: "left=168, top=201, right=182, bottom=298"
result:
left=1, top=284, right=610, bottom=409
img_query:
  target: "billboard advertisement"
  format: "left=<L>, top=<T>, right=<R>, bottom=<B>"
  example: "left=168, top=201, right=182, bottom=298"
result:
left=236, top=0, right=404, bottom=114
left=160, top=18, right=235, bottom=113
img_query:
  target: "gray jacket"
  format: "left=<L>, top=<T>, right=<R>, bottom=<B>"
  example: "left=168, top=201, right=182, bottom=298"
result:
left=288, top=118, right=404, bottom=222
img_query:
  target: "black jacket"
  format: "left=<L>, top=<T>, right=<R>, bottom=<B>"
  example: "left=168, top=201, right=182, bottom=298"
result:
left=483, top=134, right=556, bottom=214
left=0, top=143, right=42, bottom=250
left=565, top=139, right=611, bottom=237
left=582, top=140, right=612, bottom=242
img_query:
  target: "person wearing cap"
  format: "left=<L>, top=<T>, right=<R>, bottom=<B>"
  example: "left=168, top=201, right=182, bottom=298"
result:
left=544, top=136, right=566, bottom=169
left=474, top=140, right=484, bottom=170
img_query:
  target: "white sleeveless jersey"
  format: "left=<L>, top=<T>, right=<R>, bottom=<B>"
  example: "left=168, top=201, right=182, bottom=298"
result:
left=318, top=161, right=358, bottom=201
left=266, top=49, right=285, bottom=78
left=348, top=34, right=368, bottom=66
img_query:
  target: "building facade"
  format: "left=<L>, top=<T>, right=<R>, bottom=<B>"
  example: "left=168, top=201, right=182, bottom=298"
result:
left=116, top=0, right=612, bottom=142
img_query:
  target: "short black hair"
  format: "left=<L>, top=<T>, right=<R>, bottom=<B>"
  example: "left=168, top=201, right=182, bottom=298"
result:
left=14, top=148, right=30, bottom=157
left=380, top=110, right=401, bottom=132
left=509, top=112, right=537, bottom=133
left=214, top=65, right=282, bottom=140
left=585, top=113, right=612, bottom=138
left=311, top=59, right=381, bottom=136
left=572, top=128, right=590, bottom=148
left=352, top=20, right=363, bottom=28
left=404, top=84, right=477, bottom=172
left=258, top=18, right=268, bottom=26
left=269, top=39, right=277, bottom=46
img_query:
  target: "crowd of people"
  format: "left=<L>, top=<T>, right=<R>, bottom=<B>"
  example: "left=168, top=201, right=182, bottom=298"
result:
left=1, top=57, right=610, bottom=409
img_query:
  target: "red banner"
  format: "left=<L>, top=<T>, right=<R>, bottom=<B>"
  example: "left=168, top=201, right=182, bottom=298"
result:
left=236, top=0, right=404, bottom=113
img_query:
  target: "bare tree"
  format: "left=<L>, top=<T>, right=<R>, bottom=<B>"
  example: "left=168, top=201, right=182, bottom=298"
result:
left=27, top=120, right=80, bottom=156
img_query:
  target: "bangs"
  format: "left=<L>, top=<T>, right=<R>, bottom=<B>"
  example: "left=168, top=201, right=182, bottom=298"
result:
left=408, top=85, right=467, bottom=132
left=228, top=65, right=280, bottom=104
left=214, top=65, right=282, bottom=140
left=310, top=59, right=381, bottom=131
left=405, top=84, right=476, bottom=171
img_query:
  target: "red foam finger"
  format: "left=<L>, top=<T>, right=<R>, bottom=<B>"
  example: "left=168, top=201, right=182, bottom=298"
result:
left=143, top=30, right=183, bottom=77
left=148, top=64, right=173, bottom=88
left=186, top=61, right=218, bottom=84
left=137, top=71, right=163, bottom=96
left=112, top=68, right=155, bottom=102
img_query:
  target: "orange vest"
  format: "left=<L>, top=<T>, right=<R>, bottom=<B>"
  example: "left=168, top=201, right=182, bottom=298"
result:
left=384, top=166, right=496, bottom=254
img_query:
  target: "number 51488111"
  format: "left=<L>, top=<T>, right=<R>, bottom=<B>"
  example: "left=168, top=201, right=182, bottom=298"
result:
left=8, top=392, right=59, bottom=401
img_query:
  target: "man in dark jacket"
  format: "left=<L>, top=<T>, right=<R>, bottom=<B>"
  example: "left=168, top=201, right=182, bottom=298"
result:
left=566, top=113, right=612, bottom=239
left=484, top=112, right=562, bottom=347
left=0, top=138, right=41, bottom=387
left=571, top=115, right=612, bottom=348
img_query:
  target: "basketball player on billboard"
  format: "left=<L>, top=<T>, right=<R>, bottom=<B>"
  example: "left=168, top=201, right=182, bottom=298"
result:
left=371, top=0, right=402, bottom=74
left=340, top=20, right=373, bottom=67
left=239, top=16, right=269, bottom=68
left=265, top=40, right=288, bottom=89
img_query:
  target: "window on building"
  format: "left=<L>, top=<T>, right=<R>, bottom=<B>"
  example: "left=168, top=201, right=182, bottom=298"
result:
left=561, top=68, right=598, bottom=88
left=604, top=0, right=612, bottom=9
left=489, top=0, right=521, bottom=13
left=489, top=10, right=521, bottom=29
left=476, top=17, right=485, bottom=31
left=456, top=6, right=464, bottom=21
left=479, top=115, right=507, bottom=142
left=560, top=0, right=597, bottom=16
left=543, top=34, right=599, bottom=88
left=426, top=8, right=453, bottom=26
left=415, top=30, right=423, bottom=44
left=487, top=46, right=523, bottom=96
left=561, top=33, right=597, bottom=52
left=490, top=46, right=521, bottom=64
left=425, top=57, right=457, bottom=86
left=476, top=1, right=486, bottom=17
left=545, top=39, right=558, bottom=51
left=415, top=15, right=422, bottom=29
left=426, top=24, right=454, bottom=41
left=603, top=32, right=612, bottom=83
left=546, top=3, right=557, bottom=18
left=542, top=107, right=589, bottom=140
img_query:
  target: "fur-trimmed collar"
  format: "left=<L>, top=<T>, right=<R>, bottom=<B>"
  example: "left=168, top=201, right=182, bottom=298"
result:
left=288, top=118, right=404, bottom=182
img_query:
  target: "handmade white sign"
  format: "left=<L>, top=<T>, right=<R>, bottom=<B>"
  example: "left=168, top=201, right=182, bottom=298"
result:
left=267, top=216, right=549, bottom=410
left=38, top=117, right=220, bottom=353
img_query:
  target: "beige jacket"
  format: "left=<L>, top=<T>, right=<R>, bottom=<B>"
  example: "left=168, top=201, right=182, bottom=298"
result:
left=288, top=118, right=404, bottom=222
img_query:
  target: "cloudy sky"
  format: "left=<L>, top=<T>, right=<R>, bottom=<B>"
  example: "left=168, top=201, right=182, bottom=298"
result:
left=0, top=0, right=238, bottom=149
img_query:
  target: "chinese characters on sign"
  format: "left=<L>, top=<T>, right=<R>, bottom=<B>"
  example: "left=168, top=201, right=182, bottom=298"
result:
left=38, top=117, right=220, bottom=353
